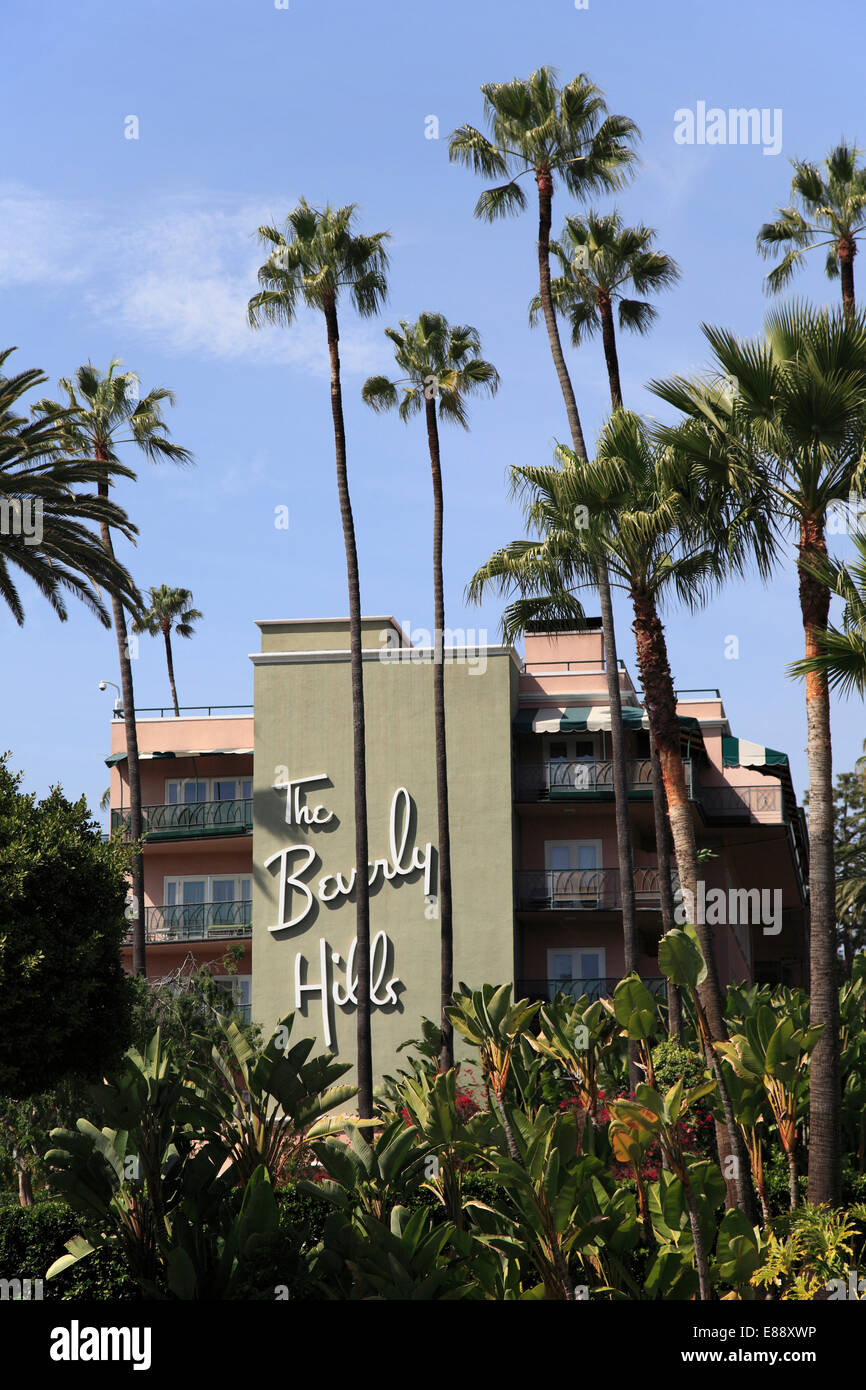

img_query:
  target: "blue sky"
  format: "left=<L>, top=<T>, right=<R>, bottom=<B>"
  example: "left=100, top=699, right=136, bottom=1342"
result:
left=2, top=0, right=864, bottom=818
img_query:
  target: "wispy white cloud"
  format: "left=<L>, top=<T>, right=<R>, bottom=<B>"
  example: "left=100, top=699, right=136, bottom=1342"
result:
left=0, top=185, right=382, bottom=376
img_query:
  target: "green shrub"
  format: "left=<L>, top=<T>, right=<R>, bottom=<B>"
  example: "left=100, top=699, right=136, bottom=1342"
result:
left=0, top=1199, right=138, bottom=1300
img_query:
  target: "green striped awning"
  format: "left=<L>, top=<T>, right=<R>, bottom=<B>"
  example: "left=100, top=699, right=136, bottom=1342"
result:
left=515, top=705, right=701, bottom=736
left=722, top=737, right=788, bottom=769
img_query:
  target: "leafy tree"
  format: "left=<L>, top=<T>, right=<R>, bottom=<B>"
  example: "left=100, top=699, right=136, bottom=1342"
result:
left=757, top=142, right=866, bottom=316
left=132, top=584, right=203, bottom=716
left=37, top=362, right=193, bottom=977
left=0, top=757, right=134, bottom=1098
left=248, top=200, right=389, bottom=1119
left=363, top=312, right=499, bottom=1069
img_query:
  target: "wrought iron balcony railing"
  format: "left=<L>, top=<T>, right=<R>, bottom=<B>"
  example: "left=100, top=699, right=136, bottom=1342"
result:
left=698, top=783, right=785, bottom=823
left=516, top=977, right=668, bottom=1004
left=516, top=759, right=693, bottom=801
left=126, top=902, right=253, bottom=943
left=111, top=798, right=254, bottom=840
left=516, top=867, right=671, bottom=911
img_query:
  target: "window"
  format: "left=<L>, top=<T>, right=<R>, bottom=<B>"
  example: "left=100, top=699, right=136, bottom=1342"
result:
left=162, top=875, right=252, bottom=933
left=214, top=975, right=252, bottom=1024
left=544, top=840, right=603, bottom=907
left=546, top=948, right=607, bottom=1001
left=165, top=776, right=252, bottom=805
left=166, top=779, right=208, bottom=806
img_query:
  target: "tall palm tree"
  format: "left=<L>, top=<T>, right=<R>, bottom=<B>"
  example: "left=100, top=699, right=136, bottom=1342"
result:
left=652, top=304, right=866, bottom=1205
left=532, top=210, right=680, bottom=408
left=449, top=70, right=643, bottom=992
left=532, top=211, right=681, bottom=1033
left=468, top=411, right=768, bottom=1216
left=362, top=312, right=499, bottom=1071
left=757, top=142, right=866, bottom=318
left=789, top=528, right=866, bottom=696
left=248, top=199, right=389, bottom=1120
left=132, top=584, right=203, bottom=716
left=37, top=363, right=193, bottom=979
left=0, top=350, right=139, bottom=626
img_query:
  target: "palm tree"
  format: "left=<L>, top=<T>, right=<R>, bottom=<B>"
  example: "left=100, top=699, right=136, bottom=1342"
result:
left=0, top=350, right=139, bottom=626
left=788, top=528, right=866, bottom=696
left=757, top=142, right=866, bottom=317
left=468, top=411, right=767, bottom=1217
left=449, top=70, right=642, bottom=994
left=248, top=199, right=389, bottom=1120
left=532, top=211, right=681, bottom=1033
left=133, top=584, right=203, bottom=716
left=532, top=210, right=680, bottom=408
left=362, top=312, right=499, bottom=1072
left=37, top=363, right=193, bottom=979
left=651, top=304, right=866, bottom=1205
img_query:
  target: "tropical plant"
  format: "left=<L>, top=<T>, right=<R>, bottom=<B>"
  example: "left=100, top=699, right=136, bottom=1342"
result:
left=446, top=985, right=539, bottom=1165
left=37, top=361, right=193, bottom=977
left=714, top=1006, right=823, bottom=1210
left=192, top=1012, right=356, bottom=1188
left=652, top=303, right=866, bottom=1205
left=132, top=584, right=203, bottom=716
left=757, top=141, right=866, bottom=316
left=362, top=313, right=499, bottom=1069
left=451, top=70, right=643, bottom=1011
left=0, top=350, right=138, bottom=626
left=248, top=200, right=389, bottom=1117
left=531, top=210, right=680, bottom=408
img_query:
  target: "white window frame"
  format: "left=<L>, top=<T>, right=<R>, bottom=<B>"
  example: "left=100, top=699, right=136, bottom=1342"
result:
left=164, top=776, right=252, bottom=805
left=546, top=947, right=607, bottom=983
left=163, top=873, right=252, bottom=905
left=545, top=840, right=603, bottom=907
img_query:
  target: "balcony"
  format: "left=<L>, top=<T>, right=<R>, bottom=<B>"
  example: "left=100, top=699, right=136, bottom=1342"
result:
left=516, top=759, right=693, bottom=802
left=516, top=867, right=669, bottom=912
left=111, top=798, right=254, bottom=841
left=697, top=783, right=785, bottom=824
left=126, top=902, right=253, bottom=944
left=516, top=977, right=667, bottom=1004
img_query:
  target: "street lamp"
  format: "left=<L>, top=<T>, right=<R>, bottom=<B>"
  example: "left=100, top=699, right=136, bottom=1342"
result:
left=98, top=679, right=123, bottom=716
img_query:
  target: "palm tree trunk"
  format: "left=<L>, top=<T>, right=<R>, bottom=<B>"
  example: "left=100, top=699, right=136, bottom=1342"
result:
left=162, top=623, right=180, bottom=717
left=96, top=466, right=146, bottom=978
left=534, top=171, right=638, bottom=1053
left=535, top=170, right=588, bottom=460
left=631, top=588, right=755, bottom=1217
left=799, top=516, right=841, bottom=1205
left=683, top=1174, right=711, bottom=1300
left=597, top=294, right=624, bottom=409
left=425, top=397, right=455, bottom=1072
left=323, top=296, right=373, bottom=1120
left=787, top=1146, right=800, bottom=1210
left=598, top=563, right=640, bottom=1088
left=650, top=730, right=682, bottom=1040
left=838, top=237, right=856, bottom=320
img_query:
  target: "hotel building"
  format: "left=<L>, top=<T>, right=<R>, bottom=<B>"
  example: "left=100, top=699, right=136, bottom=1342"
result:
left=107, top=618, right=809, bottom=1081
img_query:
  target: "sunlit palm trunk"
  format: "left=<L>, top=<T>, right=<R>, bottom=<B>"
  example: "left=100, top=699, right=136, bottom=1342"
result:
left=534, top=169, right=639, bottom=1031
left=162, top=623, right=180, bottom=717
left=799, top=516, right=841, bottom=1205
left=425, top=397, right=455, bottom=1071
left=96, top=463, right=146, bottom=977
left=631, top=589, right=755, bottom=1216
left=323, top=297, right=373, bottom=1118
